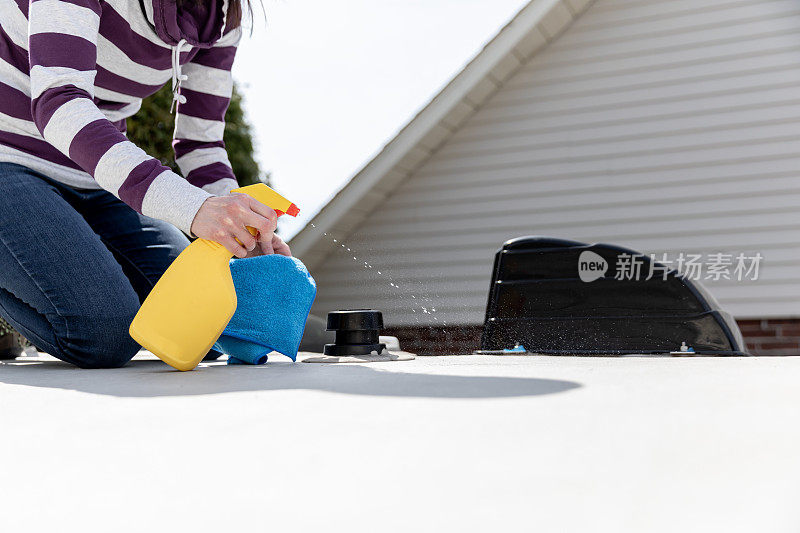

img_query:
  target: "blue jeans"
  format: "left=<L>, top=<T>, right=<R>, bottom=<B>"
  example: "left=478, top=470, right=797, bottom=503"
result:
left=0, top=162, right=189, bottom=368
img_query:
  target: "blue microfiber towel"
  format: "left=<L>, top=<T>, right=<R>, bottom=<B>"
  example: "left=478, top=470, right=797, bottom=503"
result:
left=212, top=255, right=316, bottom=364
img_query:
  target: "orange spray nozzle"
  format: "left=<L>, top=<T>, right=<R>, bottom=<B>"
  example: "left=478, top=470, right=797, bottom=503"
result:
left=274, top=204, right=299, bottom=218
left=230, top=184, right=300, bottom=236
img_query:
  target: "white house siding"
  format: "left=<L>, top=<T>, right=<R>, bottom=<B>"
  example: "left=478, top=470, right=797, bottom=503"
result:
left=309, top=0, right=800, bottom=326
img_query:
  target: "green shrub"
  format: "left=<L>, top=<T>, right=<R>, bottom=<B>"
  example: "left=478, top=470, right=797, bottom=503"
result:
left=127, top=84, right=267, bottom=187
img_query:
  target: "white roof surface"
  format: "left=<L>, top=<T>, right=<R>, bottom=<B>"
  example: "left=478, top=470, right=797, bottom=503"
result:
left=2, top=352, right=798, bottom=532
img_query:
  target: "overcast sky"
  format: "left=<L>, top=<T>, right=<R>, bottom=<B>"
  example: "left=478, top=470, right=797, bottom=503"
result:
left=232, top=0, right=530, bottom=238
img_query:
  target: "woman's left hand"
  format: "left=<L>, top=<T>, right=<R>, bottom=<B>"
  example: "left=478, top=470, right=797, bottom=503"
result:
left=245, top=233, right=292, bottom=258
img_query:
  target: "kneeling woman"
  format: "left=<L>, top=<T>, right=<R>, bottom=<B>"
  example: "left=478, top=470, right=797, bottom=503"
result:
left=0, top=0, right=288, bottom=367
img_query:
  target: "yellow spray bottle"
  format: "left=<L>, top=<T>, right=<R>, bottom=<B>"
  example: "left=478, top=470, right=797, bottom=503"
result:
left=129, top=183, right=300, bottom=371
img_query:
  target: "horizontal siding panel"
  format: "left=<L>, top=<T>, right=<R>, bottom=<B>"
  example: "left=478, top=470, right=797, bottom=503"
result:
left=725, top=302, right=800, bottom=319
left=350, top=210, right=800, bottom=246
left=538, top=26, right=800, bottom=81
left=315, top=276, right=800, bottom=303
left=411, top=139, right=800, bottom=189
left=313, top=285, right=800, bottom=328
left=484, top=61, right=800, bottom=123
left=508, top=46, right=800, bottom=99
left=366, top=193, right=800, bottom=237
left=305, top=240, right=496, bottom=265
left=452, top=97, right=800, bottom=154
left=432, top=110, right=800, bottom=168
left=500, top=53, right=800, bottom=108
left=392, top=168, right=800, bottom=210
left=570, top=0, right=796, bottom=35
left=376, top=173, right=800, bottom=217
left=511, top=32, right=800, bottom=88
left=314, top=243, right=800, bottom=277
left=494, top=64, right=800, bottom=117
left=405, top=154, right=800, bottom=195
left=559, top=2, right=799, bottom=51
left=314, top=265, right=796, bottom=293
left=539, top=11, right=800, bottom=67
left=309, top=306, right=485, bottom=328
left=333, top=225, right=800, bottom=254
left=470, top=75, right=800, bottom=128
left=315, top=264, right=492, bottom=285
left=309, top=0, right=800, bottom=324
left=313, top=287, right=486, bottom=308
left=343, top=228, right=800, bottom=264
left=558, top=3, right=799, bottom=58
left=585, top=0, right=732, bottom=14
left=315, top=280, right=487, bottom=301
left=313, top=285, right=800, bottom=327
left=314, top=287, right=484, bottom=303
left=324, top=235, right=797, bottom=268
left=416, top=140, right=800, bottom=189
left=474, top=77, right=800, bottom=144
left=312, top=280, right=485, bottom=300
left=312, top=291, right=483, bottom=308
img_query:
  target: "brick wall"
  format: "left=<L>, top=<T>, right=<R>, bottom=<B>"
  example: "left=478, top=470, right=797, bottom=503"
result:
left=736, top=319, right=800, bottom=356
left=386, top=319, right=800, bottom=356
left=383, top=326, right=483, bottom=356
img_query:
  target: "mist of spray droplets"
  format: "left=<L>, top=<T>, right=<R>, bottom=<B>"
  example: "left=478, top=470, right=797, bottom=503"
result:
left=309, top=223, right=453, bottom=327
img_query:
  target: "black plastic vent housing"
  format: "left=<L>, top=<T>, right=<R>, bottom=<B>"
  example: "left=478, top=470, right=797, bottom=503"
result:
left=324, top=309, right=386, bottom=356
left=480, top=236, right=749, bottom=355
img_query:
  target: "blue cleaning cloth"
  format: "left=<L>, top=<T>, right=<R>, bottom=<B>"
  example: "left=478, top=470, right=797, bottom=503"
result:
left=213, top=255, right=316, bottom=364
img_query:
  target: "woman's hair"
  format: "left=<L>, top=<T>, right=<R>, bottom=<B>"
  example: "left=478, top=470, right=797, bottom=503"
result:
left=225, top=0, right=249, bottom=28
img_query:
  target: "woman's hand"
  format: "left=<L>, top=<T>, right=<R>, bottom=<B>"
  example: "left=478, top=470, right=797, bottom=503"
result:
left=190, top=193, right=278, bottom=258
left=245, top=233, right=292, bottom=258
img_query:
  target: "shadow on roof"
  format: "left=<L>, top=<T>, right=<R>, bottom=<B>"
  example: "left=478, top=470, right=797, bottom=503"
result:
left=0, top=358, right=581, bottom=399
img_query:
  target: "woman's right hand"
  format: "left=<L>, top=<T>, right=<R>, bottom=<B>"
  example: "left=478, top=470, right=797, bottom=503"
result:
left=190, top=193, right=278, bottom=258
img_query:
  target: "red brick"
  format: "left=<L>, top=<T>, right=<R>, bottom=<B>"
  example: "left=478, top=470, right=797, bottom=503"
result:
left=388, top=319, right=800, bottom=356
left=765, top=318, right=799, bottom=326
left=735, top=318, right=800, bottom=355
left=776, top=325, right=800, bottom=336
left=737, top=324, right=771, bottom=335
left=384, top=325, right=482, bottom=355
left=754, top=340, right=800, bottom=349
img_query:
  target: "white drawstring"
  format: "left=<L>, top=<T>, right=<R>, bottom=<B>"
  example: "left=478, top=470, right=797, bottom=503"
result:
left=170, top=38, right=190, bottom=113
left=220, top=0, right=229, bottom=39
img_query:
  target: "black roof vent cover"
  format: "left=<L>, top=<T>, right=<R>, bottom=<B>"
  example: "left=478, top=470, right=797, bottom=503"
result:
left=479, top=236, right=749, bottom=356
left=324, top=309, right=386, bottom=356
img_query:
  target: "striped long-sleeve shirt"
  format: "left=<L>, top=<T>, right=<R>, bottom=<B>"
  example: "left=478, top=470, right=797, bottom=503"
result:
left=0, top=0, right=241, bottom=234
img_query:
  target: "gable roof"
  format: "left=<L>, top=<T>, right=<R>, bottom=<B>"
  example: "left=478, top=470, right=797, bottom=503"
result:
left=289, top=0, right=594, bottom=269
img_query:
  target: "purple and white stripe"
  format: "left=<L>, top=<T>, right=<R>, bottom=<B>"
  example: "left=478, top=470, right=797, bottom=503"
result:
left=0, top=0, right=242, bottom=233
